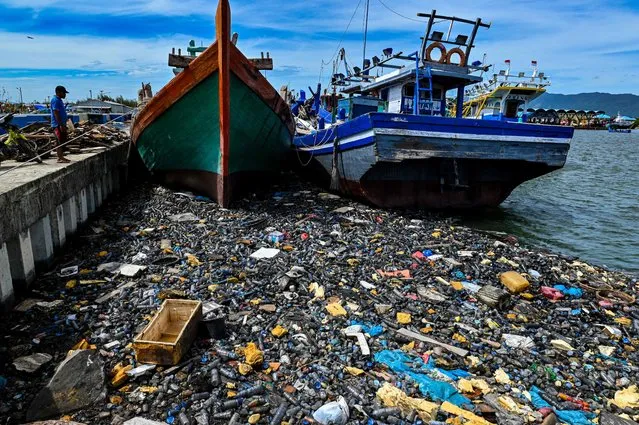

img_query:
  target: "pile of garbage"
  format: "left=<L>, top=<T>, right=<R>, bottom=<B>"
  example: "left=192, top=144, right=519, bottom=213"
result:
left=0, top=179, right=637, bottom=425
left=63, top=122, right=128, bottom=150
left=0, top=120, right=127, bottom=160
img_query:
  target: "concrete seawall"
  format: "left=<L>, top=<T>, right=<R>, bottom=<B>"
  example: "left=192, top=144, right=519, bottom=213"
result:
left=0, top=143, right=129, bottom=309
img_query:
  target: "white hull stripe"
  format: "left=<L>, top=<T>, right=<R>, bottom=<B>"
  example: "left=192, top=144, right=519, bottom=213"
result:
left=374, top=128, right=571, bottom=144
left=299, top=130, right=375, bottom=152
left=300, top=127, right=570, bottom=152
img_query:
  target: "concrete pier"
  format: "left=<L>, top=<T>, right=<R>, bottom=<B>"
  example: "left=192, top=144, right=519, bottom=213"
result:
left=0, top=143, right=128, bottom=310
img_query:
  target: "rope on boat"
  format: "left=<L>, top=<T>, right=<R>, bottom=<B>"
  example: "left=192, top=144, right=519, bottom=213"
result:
left=0, top=113, right=130, bottom=178
left=294, top=117, right=334, bottom=167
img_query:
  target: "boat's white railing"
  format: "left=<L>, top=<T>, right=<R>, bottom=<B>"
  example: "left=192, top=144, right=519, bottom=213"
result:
left=464, top=75, right=549, bottom=101
left=487, top=73, right=550, bottom=88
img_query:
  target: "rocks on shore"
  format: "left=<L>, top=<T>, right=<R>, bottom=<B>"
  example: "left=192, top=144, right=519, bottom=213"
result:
left=26, top=350, right=105, bottom=422
left=13, top=353, right=52, bottom=373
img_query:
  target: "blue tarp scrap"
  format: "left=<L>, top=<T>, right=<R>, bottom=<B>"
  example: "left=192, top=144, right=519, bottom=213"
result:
left=350, top=320, right=385, bottom=337
left=374, top=350, right=471, bottom=407
left=553, top=285, right=583, bottom=298
left=529, top=386, right=595, bottom=425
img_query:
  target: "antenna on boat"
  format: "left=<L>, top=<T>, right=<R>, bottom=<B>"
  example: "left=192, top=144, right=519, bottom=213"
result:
left=362, top=0, right=370, bottom=69
left=479, top=53, right=487, bottom=77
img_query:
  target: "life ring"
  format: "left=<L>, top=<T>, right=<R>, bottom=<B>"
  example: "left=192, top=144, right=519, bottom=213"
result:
left=446, top=48, right=467, bottom=67
left=425, top=42, right=447, bottom=64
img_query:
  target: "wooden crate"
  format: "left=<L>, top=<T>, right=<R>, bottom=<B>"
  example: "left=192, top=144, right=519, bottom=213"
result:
left=133, top=299, right=202, bottom=365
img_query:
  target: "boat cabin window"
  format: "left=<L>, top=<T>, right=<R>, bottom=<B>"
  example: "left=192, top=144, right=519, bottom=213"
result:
left=380, top=88, right=389, bottom=102
left=504, top=99, right=523, bottom=118
left=403, top=84, right=442, bottom=100
left=401, top=83, right=442, bottom=115
left=404, top=84, right=415, bottom=98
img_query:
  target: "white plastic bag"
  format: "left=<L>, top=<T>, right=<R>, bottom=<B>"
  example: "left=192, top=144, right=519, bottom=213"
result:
left=312, top=396, right=349, bottom=425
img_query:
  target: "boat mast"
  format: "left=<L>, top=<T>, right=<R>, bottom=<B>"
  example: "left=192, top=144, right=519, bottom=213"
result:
left=362, top=0, right=370, bottom=69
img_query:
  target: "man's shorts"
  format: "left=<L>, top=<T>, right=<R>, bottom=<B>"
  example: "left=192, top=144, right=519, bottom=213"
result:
left=54, top=127, right=67, bottom=145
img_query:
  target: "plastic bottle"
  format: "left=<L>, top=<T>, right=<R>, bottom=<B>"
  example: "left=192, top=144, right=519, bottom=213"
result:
left=235, top=385, right=265, bottom=398
left=269, top=402, right=289, bottom=425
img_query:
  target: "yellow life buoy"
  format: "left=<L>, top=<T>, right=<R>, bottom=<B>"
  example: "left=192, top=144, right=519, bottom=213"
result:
left=446, top=48, right=467, bottom=67
left=425, top=42, right=447, bottom=64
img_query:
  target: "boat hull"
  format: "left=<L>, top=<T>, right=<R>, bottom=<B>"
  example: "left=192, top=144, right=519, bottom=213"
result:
left=135, top=72, right=292, bottom=202
left=293, top=113, right=573, bottom=209
left=131, top=0, right=294, bottom=207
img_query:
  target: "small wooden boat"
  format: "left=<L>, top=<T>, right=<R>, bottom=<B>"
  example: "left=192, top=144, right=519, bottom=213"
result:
left=131, top=0, right=294, bottom=207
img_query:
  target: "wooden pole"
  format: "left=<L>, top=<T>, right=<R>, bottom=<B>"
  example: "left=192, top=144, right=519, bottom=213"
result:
left=465, top=18, right=481, bottom=63
left=419, top=10, right=436, bottom=65
left=216, top=0, right=231, bottom=207
left=362, top=0, right=370, bottom=70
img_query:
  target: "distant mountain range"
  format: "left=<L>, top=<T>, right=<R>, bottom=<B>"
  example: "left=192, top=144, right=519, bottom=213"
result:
left=529, top=92, right=639, bottom=117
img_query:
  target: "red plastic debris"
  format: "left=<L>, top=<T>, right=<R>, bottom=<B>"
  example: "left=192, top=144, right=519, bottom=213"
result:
left=541, top=286, right=564, bottom=301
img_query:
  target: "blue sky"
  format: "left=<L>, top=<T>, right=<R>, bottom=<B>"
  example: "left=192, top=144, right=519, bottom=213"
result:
left=1, top=0, right=638, bottom=103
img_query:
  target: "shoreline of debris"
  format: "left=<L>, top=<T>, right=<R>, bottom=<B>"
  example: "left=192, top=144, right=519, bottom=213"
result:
left=1, top=179, right=637, bottom=425
left=0, top=120, right=127, bottom=165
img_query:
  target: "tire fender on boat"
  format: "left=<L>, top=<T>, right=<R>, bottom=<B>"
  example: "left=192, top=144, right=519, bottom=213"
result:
left=425, top=42, right=447, bottom=64
left=446, top=47, right=467, bottom=67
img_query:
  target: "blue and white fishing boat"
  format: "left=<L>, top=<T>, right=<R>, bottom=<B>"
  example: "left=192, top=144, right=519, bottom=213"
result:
left=292, top=8, right=574, bottom=209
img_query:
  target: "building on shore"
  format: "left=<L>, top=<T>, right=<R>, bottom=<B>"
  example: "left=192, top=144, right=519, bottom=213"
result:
left=73, top=99, right=134, bottom=115
left=526, top=108, right=609, bottom=129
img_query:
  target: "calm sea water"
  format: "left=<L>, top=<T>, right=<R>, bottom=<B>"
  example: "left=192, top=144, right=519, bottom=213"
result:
left=460, top=129, right=639, bottom=273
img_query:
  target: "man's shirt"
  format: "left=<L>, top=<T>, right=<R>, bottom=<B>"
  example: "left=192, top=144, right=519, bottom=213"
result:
left=51, top=96, right=68, bottom=128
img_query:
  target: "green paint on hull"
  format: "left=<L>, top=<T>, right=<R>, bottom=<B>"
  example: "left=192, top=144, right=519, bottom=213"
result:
left=136, top=72, right=291, bottom=177
left=137, top=74, right=220, bottom=173
left=228, top=75, right=292, bottom=174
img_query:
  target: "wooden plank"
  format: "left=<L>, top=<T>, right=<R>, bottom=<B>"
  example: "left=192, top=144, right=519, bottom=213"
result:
left=416, top=12, right=491, bottom=27
left=249, top=58, right=273, bottom=70
left=170, top=53, right=273, bottom=71
left=131, top=43, right=219, bottom=142
left=396, top=328, right=469, bottom=357
left=168, top=53, right=195, bottom=68
left=464, top=18, right=481, bottom=61
left=216, top=0, right=232, bottom=207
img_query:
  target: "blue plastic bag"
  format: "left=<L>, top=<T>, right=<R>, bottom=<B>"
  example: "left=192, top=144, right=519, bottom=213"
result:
left=374, top=350, right=470, bottom=406
left=553, top=284, right=583, bottom=298
left=529, top=386, right=595, bottom=425
left=350, top=320, right=384, bottom=337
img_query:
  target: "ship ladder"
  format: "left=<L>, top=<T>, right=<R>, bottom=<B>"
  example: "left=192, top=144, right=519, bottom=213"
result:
left=414, top=54, right=434, bottom=116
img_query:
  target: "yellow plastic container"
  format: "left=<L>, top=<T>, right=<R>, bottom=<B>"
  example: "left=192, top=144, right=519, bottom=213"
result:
left=499, top=271, right=530, bottom=294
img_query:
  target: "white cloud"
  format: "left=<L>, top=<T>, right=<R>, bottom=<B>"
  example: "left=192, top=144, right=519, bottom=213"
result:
left=1, top=0, right=638, bottom=101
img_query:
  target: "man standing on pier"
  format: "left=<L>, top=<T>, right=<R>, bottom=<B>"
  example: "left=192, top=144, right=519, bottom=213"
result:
left=51, top=85, right=71, bottom=163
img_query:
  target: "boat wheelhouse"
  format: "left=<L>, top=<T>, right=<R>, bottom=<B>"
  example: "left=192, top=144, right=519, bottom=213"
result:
left=292, top=9, right=573, bottom=209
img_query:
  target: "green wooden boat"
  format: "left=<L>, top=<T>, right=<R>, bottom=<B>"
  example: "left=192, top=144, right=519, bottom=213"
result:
left=131, top=0, right=294, bottom=207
